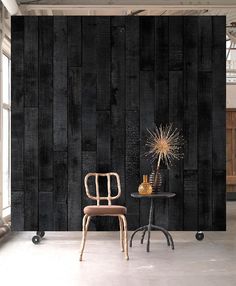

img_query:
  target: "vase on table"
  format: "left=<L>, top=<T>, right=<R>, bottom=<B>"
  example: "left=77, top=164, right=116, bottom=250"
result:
left=138, top=175, right=152, bottom=195
left=149, top=167, right=162, bottom=193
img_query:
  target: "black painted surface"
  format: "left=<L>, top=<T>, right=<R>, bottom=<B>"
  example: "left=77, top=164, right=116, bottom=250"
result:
left=11, top=16, right=226, bottom=231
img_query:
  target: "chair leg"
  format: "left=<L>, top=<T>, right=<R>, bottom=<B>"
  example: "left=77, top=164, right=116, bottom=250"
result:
left=118, top=216, right=124, bottom=252
left=80, top=214, right=89, bottom=261
left=85, top=216, right=91, bottom=232
left=121, top=215, right=129, bottom=260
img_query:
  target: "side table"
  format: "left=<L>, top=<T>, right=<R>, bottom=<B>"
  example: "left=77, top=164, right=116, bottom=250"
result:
left=130, top=192, right=176, bottom=252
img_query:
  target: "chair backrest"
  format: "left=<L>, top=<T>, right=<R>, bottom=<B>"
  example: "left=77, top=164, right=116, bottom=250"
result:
left=84, top=172, right=121, bottom=206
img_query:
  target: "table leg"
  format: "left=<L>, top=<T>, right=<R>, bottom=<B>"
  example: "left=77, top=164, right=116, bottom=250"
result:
left=140, top=227, right=147, bottom=244
left=167, top=232, right=175, bottom=250
left=147, top=198, right=154, bottom=252
left=130, top=225, right=146, bottom=247
left=151, top=224, right=170, bottom=247
left=151, top=224, right=174, bottom=250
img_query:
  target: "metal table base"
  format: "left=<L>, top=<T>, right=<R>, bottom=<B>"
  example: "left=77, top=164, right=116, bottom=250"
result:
left=129, top=197, right=175, bottom=252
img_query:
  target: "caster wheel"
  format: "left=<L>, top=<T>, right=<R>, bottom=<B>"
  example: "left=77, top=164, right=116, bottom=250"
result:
left=37, top=231, right=45, bottom=238
left=32, top=235, right=41, bottom=244
left=195, top=231, right=204, bottom=241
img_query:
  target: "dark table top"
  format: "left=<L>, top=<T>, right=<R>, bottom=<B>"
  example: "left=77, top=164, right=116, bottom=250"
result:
left=131, top=192, right=176, bottom=199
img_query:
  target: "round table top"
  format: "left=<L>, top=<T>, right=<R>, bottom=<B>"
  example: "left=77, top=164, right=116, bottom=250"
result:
left=131, top=192, right=176, bottom=199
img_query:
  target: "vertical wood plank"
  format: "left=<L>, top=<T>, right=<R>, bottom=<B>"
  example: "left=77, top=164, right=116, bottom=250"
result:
left=54, top=151, right=68, bottom=203
left=140, top=71, right=155, bottom=226
left=39, top=17, right=53, bottom=194
left=183, top=170, right=198, bottom=230
left=24, top=108, right=38, bottom=230
left=96, top=17, right=111, bottom=111
left=82, top=17, right=97, bottom=72
left=68, top=16, right=82, bottom=67
left=82, top=151, right=97, bottom=230
left=155, top=16, right=169, bottom=228
left=212, top=16, right=226, bottom=170
left=111, top=17, right=126, bottom=226
left=82, top=17, right=97, bottom=152
left=140, top=17, right=155, bottom=71
left=53, top=17, right=68, bottom=151
left=212, top=170, right=226, bottom=230
left=169, top=17, right=183, bottom=71
left=96, top=111, right=111, bottom=230
left=198, top=71, right=213, bottom=230
left=198, top=17, right=212, bottom=71
left=126, top=111, right=140, bottom=229
left=54, top=151, right=68, bottom=230
left=168, top=71, right=184, bottom=230
left=54, top=203, right=68, bottom=231
left=11, top=191, right=24, bottom=231
left=212, top=17, right=226, bottom=230
left=11, top=17, right=24, bottom=110
left=81, top=72, right=97, bottom=151
left=125, top=17, right=140, bottom=228
left=11, top=17, right=24, bottom=192
left=184, top=17, right=198, bottom=170
left=39, top=192, right=54, bottom=231
left=24, top=17, right=38, bottom=107
left=97, top=111, right=111, bottom=172
left=126, top=17, right=139, bottom=110
left=183, top=17, right=199, bottom=229
left=68, top=68, right=82, bottom=230
left=38, top=17, right=53, bottom=102
left=155, top=17, right=169, bottom=124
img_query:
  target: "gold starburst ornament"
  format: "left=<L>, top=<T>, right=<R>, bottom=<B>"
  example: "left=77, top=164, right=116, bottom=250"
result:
left=146, top=123, right=184, bottom=169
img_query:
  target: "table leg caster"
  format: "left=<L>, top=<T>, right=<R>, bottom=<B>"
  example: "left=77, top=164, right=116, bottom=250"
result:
left=37, top=231, right=45, bottom=238
left=195, top=231, right=204, bottom=241
left=32, top=231, right=45, bottom=244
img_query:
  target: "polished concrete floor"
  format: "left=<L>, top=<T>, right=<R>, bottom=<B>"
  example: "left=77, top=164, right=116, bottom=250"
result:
left=0, top=202, right=236, bottom=286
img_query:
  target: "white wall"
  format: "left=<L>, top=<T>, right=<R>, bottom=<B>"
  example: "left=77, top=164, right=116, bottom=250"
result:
left=227, top=84, right=236, bottom=108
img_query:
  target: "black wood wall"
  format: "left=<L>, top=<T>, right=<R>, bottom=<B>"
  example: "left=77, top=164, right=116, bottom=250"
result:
left=11, top=16, right=226, bottom=231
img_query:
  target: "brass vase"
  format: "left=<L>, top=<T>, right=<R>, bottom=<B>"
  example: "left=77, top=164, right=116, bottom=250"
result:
left=138, top=175, right=152, bottom=195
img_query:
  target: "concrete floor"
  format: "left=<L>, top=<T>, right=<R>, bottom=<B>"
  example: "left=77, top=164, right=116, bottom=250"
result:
left=0, top=202, right=236, bottom=286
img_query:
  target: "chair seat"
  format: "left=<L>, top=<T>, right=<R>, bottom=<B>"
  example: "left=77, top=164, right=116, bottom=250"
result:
left=84, top=205, right=127, bottom=216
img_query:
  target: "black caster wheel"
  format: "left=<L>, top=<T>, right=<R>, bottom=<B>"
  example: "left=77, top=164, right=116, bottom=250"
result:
left=32, top=235, right=41, bottom=244
left=37, top=231, right=45, bottom=238
left=195, top=231, right=204, bottom=241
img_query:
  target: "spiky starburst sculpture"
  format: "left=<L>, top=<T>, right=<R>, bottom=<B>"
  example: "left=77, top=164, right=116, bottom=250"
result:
left=146, top=123, right=184, bottom=169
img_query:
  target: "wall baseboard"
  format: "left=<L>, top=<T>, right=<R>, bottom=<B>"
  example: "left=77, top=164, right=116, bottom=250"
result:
left=227, top=192, right=236, bottom=201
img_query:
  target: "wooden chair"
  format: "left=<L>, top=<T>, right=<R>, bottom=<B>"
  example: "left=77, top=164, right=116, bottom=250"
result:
left=80, top=172, right=129, bottom=261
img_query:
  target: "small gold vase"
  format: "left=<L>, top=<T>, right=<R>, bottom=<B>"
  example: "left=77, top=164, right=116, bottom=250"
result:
left=138, top=175, right=153, bottom=195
